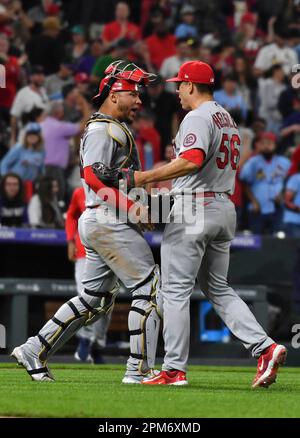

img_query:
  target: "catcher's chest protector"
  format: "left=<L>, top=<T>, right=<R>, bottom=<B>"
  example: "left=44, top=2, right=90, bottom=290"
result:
left=84, top=112, right=142, bottom=171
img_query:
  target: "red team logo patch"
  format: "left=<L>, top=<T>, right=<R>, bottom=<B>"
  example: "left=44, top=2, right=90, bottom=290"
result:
left=183, top=133, right=196, bottom=147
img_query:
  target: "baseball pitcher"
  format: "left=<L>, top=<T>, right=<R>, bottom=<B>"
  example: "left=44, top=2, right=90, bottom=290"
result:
left=108, top=61, right=287, bottom=388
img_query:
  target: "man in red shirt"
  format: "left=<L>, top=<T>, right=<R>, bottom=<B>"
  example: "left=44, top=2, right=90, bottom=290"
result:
left=145, top=18, right=176, bottom=70
left=102, top=1, right=141, bottom=47
left=66, top=187, right=111, bottom=364
left=0, top=33, right=20, bottom=123
left=288, top=145, right=300, bottom=176
left=133, top=110, right=161, bottom=170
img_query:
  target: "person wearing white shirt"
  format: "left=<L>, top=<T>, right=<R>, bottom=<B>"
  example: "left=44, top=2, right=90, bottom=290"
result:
left=28, top=177, right=64, bottom=228
left=254, top=29, right=298, bottom=77
left=10, top=66, right=49, bottom=146
left=160, top=38, right=192, bottom=93
left=258, top=64, right=287, bottom=135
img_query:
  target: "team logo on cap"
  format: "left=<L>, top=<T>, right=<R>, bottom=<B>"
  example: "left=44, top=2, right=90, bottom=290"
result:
left=114, top=81, right=123, bottom=90
left=183, top=133, right=196, bottom=147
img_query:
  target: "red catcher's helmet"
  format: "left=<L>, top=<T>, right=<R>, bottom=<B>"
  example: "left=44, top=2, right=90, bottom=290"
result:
left=93, top=60, right=157, bottom=104
left=166, top=61, right=215, bottom=85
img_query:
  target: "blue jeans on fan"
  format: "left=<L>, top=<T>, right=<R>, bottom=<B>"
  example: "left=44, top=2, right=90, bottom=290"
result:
left=248, top=210, right=283, bottom=234
left=284, top=223, right=300, bottom=238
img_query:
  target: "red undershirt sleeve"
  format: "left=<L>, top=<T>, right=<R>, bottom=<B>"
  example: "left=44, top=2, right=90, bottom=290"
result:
left=179, top=148, right=205, bottom=167
left=84, top=165, right=134, bottom=212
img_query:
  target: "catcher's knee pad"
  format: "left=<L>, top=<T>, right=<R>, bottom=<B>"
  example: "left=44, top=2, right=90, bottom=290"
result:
left=128, top=265, right=162, bottom=374
left=83, top=281, right=120, bottom=325
left=38, top=283, right=120, bottom=362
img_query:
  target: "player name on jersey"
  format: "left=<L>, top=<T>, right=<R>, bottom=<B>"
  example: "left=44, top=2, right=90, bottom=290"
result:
left=212, top=111, right=238, bottom=130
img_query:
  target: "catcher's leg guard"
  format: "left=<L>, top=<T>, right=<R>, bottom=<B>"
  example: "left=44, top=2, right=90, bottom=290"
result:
left=84, top=282, right=119, bottom=325
left=127, top=265, right=163, bottom=375
left=37, top=282, right=120, bottom=362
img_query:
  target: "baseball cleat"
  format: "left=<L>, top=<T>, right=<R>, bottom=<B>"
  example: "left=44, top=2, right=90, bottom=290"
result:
left=74, top=351, right=93, bottom=363
left=74, top=338, right=93, bottom=363
left=11, top=345, right=54, bottom=382
left=122, top=369, right=159, bottom=384
left=142, top=370, right=188, bottom=386
left=252, top=343, right=287, bottom=389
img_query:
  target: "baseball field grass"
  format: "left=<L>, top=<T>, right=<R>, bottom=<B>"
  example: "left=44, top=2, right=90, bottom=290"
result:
left=0, top=363, right=299, bottom=418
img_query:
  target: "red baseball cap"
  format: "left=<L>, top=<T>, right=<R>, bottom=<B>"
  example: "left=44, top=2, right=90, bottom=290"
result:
left=46, top=4, right=60, bottom=16
left=166, top=61, right=215, bottom=85
left=74, top=72, right=89, bottom=84
left=260, top=132, right=277, bottom=142
left=241, top=12, right=256, bottom=25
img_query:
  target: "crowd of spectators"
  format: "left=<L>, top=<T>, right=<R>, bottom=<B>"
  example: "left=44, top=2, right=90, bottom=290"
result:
left=1, top=0, right=300, bottom=236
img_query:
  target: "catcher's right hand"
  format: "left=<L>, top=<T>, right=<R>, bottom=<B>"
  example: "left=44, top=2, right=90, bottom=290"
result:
left=118, top=168, right=136, bottom=191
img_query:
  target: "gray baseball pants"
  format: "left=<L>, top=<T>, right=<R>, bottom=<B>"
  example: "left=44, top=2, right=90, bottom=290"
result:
left=161, top=194, right=274, bottom=372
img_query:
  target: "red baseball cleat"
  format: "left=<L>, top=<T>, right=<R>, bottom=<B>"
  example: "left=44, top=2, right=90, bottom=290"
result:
left=252, top=343, right=287, bottom=389
left=142, top=370, right=188, bottom=386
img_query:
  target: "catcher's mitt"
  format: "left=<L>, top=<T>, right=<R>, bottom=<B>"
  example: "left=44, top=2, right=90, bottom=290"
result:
left=92, top=162, right=136, bottom=190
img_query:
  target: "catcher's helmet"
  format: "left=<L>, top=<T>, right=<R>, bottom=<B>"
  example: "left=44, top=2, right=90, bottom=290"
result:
left=93, top=60, right=157, bottom=106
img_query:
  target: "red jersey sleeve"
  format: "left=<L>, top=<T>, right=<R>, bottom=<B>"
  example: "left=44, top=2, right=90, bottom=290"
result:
left=83, top=166, right=134, bottom=212
left=179, top=148, right=205, bottom=167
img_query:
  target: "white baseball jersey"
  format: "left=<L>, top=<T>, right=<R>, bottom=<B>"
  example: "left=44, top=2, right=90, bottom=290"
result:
left=173, top=101, right=241, bottom=195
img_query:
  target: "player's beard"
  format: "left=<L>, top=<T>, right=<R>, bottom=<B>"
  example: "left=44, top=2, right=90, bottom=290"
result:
left=117, top=102, right=135, bottom=124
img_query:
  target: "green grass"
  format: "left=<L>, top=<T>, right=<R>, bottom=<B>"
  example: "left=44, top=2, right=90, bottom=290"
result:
left=0, top=363, right=299, bottom=418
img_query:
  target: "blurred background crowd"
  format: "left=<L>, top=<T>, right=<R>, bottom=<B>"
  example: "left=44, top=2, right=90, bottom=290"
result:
left=1, top=0, right=300, bottom=235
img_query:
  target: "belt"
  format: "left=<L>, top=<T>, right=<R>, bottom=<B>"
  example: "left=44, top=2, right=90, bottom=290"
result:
left=172, top=191, right=229, bottom=199
left=196, top=191, right=229, bottom=199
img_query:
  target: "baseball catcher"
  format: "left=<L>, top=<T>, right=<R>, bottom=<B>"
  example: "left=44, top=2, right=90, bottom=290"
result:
left=11, top=60, right=163, bottom=384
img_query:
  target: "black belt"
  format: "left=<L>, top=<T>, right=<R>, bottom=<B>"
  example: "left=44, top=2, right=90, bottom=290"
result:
left=172, top=191, right=230, bottom=199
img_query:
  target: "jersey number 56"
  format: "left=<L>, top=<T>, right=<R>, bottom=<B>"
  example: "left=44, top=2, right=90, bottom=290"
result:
left=216, top=133, right=240, bottom=170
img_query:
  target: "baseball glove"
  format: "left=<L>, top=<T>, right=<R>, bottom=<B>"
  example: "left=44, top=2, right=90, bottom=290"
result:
left=92, top=162, right=136, bottom=190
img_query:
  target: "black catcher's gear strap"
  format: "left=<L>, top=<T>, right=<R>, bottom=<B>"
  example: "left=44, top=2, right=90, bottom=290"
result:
left=93, top=76, right=117, bottom=108
left=84, top=113, right=141, bottom=170
left=92, top=162, right=136, bottom=191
